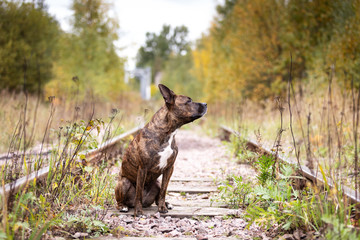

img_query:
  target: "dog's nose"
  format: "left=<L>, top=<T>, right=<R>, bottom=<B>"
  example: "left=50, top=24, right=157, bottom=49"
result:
left=203, top=103, right=207, bottom=107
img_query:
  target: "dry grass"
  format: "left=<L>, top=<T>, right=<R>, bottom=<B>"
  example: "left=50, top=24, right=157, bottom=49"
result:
left=209, top=78, right=359, bottom=190
left=0, top=90, right=157, bottom=153
left=213, top=72, right=360, bottom=237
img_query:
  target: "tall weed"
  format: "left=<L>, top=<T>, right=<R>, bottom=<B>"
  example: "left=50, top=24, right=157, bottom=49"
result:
left=1, top=110, right=121, bottom=239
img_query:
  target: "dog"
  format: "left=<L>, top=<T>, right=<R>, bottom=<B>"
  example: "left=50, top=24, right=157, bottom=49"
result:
left=115, top=84, right=207, bottom=216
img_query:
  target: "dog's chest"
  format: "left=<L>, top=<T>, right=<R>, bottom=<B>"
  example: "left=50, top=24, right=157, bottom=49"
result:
left=157, top=131, right=177, bottom=169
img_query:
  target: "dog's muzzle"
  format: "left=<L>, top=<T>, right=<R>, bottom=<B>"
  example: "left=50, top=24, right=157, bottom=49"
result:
left=200, top=103, right=207, bottom=116
left=191, top=103, right=207, bottom=120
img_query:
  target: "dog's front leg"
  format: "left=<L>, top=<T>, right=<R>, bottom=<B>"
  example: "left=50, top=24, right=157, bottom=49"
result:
left=134, top=167, right=147, bottom=216
left=158, top=165, right=174, bottom=213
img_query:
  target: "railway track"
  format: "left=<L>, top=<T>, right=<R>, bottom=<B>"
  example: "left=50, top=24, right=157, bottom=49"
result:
left=2, top=126, right=261, bottom=239
left=219, top=125, right=360, bottom=205
left=95, top=129, right=260, bottom=239
left=0, top=126, right=143, bottom=197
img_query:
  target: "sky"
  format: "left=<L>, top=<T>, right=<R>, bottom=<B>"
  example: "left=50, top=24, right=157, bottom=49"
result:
left=46, top=0, right=220, bottom=71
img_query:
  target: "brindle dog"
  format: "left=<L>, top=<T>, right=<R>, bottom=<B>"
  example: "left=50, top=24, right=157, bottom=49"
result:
left=115, top=84, right=207, bottom=216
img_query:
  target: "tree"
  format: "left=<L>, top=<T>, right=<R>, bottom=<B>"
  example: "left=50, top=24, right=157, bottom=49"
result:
left=0, top=0, right=59, bottom=93
left=191, top=0, right=360, bottom=103
left=136, top=25, right=190, bottom=82
left=162, top=52, right=202, bottom=98
left=45, top=0, right=125, bottom=101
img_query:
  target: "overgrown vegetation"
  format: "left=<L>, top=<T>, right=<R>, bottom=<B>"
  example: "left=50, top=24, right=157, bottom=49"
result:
left=214, top=66, right=360, bottom=238
left=0, top=104, right=123, bottom=239
left=215, top=149, right=358, bottom=238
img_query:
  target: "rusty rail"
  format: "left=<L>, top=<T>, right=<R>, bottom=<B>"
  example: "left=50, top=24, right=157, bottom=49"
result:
left=0, top=126, right=143, bottom=197
left=0, top=149, right=52, bottom=164
left=219, top=125, right=360, bottom=205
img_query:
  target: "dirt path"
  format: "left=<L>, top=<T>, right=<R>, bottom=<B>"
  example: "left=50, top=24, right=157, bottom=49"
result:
left=173, top=130, right=256, bottom=181
left=103, top=130, right=263, bottom=239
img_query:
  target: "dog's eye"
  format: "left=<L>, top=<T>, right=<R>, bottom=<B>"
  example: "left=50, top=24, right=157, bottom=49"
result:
left=186, top=99, right=192, bottom=104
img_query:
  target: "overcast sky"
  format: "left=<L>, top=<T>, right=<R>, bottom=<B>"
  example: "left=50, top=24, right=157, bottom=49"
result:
left=46, top=0, right=220, bottom=71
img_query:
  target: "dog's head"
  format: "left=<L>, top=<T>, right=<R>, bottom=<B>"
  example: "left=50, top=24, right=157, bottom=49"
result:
left=158, top=84, right=207, bottom=125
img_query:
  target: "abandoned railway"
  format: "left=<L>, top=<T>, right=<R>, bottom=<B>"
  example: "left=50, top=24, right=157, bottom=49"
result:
left=2, top=124, right=359, bottom=239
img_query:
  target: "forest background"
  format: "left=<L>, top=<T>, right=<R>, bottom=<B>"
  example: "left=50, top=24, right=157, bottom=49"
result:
left=1, top=0, right=360, bottom=146
left=2, top=0, right=360, bottom=103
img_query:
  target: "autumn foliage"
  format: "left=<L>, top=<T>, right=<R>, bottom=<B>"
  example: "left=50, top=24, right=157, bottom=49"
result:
left=192, top=0, right=360, bottom=103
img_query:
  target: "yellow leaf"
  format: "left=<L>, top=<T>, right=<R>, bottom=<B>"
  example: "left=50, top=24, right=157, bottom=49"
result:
left=318, top=164, right=329, bottom=189
left=23, top=156, right=27, bottom=172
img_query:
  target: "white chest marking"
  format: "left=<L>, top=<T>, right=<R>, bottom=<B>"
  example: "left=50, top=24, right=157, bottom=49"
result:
left=158, top=131, right=177, bottom=169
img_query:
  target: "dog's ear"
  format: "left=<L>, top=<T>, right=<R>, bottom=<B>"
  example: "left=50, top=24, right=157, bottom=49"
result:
left=158, top=84, right=175, bottom=106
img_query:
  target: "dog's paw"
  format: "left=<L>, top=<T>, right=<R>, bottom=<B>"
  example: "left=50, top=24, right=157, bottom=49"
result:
left=117, top=205, right=129, bottom=212
left=134, top=210, right=144, bottom=217
left=158, top=206, right=168, bottom=213
left=165, top=202, right=173, bottom=210
left=119, top=206, right=129, bottom=212
left=134, top=207, right=144, bottom=217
